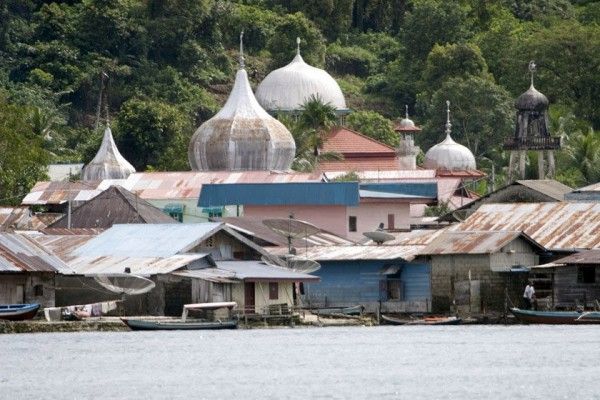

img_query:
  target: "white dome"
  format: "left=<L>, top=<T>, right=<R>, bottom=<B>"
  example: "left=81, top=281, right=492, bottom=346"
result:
left=188, top=68, right=296, bottom=171
left=255, top=53, right=347, bottom=111
left=398, top=118, right=416, bottom=129
left=424, top=134, right=476, bottom=171
left=82, top=126, right=135, bottom=180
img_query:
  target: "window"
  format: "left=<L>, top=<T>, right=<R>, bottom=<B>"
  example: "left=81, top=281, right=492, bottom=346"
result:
left=33, top=284, right=44, bottom=296
left=269, top=282, right=279, bottom=300
left=163, top=203, right=184, bottom=222
left=349, top=216, right=357, bottom=232
left=577, top=266, right=596, bottom=284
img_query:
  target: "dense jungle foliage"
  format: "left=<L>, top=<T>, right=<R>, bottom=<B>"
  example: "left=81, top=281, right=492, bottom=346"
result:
left=0, top=0, right=599, bottom=204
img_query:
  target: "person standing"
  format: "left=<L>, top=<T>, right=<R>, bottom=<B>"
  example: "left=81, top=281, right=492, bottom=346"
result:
left=523, top=282, right=535, bottom=310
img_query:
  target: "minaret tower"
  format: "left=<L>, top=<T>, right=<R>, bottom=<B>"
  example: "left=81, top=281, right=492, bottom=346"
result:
left=394, top=105, right=421, bottom=170
left=504, top=61, right=561, bottom=181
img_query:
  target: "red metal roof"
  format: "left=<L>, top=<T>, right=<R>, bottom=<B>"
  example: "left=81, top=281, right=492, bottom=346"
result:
left=321, top=127, right=397, bottom=156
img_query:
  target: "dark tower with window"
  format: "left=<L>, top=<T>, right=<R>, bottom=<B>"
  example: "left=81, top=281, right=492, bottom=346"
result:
left=504, top=61, right=561, bottom=181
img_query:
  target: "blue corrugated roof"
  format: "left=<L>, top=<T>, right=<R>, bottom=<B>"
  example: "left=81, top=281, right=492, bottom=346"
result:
left=198, top=182, right=360, bottom=207
left=359, top=183, right=437, bottom=199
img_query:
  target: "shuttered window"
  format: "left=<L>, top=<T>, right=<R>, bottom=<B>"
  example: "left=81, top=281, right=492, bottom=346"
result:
left=269, top=282, right=279, bottom=300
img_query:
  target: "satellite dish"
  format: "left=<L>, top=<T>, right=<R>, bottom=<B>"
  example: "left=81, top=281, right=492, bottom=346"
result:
left=263, top=218, right=321, bottom=239
left=288, top=257, right=321, bottom=274
left=363, top=231, right=395, bottom=245
left=92, top=274, right=156, bottom=295
left=261, top=254, right=287, bottom=268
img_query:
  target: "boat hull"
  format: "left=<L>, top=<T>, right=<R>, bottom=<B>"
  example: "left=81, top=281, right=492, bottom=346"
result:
left=122, top=318, right=238, bottom=331
left=510, top=308, right=600, bottom=324
left=314, top=305, right=364, bottom=316
left=0, top=304, right=40, bottom=321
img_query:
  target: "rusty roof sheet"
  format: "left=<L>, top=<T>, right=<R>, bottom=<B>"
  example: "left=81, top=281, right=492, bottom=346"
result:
left=323, top=170, right=437, bottom=181
left=553, top=249, right=600, bottom=265
left=0, top=233, right=69, bottom=273
left=451, top=202, right=600, bottom=251
left=23, top=171, right=323, bottom=205
left=32, top=233, right=98, bottom=260
left=419, top=231, right=543, bottom=255
left=64, top=254, right=208, bottom=275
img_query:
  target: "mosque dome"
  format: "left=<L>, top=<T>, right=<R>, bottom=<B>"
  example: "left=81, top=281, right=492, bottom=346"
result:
left=424, top=101, right=476, bottom=171
left=255, top=40, right=346, bottom=111
left=394, top=105, right=421, bottom=133
left=188, top=39, right=296, bottom=171
left=82, top=126, right=135, bottom=180
left=516, top=85, right=549, bottom=112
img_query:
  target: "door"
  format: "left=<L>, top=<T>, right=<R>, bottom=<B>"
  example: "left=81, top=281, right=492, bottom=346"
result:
left=244, top=282, right=255, bottom=314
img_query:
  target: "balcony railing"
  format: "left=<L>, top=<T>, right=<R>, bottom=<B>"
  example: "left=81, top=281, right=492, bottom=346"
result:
left=503, top=136, right=561, bottom=151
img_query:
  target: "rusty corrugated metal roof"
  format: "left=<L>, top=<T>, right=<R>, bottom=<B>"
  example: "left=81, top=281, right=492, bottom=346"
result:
left=0, top=233, right=69, bottom=273
left=64, top=254, right=208, bottom=275
left=32, top=233, right=98, bottom=260
left=451, top=202, right=600, bottom=251
left=419, top=231, right=543, bottom=255
left=23, top=171, right=324, bottom=205
left=553, top=249, right=600, bottom=265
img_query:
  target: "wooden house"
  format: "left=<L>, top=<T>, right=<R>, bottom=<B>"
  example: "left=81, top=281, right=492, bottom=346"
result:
left=0, top=233, right=68, bottom=307
left=38, top=223, right=317, bottom=316
left=531, top=250, right=600, bottom=309
left=419, top=231, right=546, bottom=314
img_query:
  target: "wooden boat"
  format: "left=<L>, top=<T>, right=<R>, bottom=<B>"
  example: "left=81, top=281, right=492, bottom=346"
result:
left=314, top=305, right=364, bottom=316
left=380, top=314, right=408, bottom=325
left=406, top=316, right=462, bottom=326
left=510, top=307, right=600, bottom=324
left=0, top=304, right=40, bottom=321
left=121, top=318, right=238, bottom=331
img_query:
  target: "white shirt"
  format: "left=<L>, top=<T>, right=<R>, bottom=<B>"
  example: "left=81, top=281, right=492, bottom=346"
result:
left=523, top=285, right=535, bottom=299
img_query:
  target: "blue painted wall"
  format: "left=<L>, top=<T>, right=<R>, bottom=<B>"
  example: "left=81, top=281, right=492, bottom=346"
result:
left=303, top=260, right=431, bottom=307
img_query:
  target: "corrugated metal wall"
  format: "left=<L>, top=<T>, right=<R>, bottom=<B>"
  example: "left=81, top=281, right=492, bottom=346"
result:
left=400, top=263, right=431, bottom=301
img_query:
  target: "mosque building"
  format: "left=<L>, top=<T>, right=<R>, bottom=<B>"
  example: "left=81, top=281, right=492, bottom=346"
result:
left=82, top=126, right=136, bottom=181
left=255, top=38, right=349, bottom=118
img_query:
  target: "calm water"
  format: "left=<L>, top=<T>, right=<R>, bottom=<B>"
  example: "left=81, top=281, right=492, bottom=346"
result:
left=1, top=325, right=599, bottom=399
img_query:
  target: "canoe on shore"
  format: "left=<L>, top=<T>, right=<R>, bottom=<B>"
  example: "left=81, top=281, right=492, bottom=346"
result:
left=0, top=304, right=40, bottom=321
left=381, top=314, right=461, bottom=325
left=314, top=305, right=364, bottom=316
left=121, top=318, right=238, bottom=331
left=510, top=308, right=600, bottom=324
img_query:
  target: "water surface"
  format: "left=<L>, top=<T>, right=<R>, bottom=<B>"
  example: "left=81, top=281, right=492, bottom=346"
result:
left=1, top=325, right=599, bottom=399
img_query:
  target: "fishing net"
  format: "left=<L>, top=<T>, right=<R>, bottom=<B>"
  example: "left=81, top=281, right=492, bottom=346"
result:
left=93, top=274, right=156, bottom=295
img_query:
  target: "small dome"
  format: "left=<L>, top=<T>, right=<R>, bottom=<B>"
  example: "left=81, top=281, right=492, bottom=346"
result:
left=424, top=134, right=476, bottom=171
left=423, top=100, right=475, bottom=171
left=82, top=126, right=135, bottom=180
left=398, top=118, right=416, bottom=129
left=188, top=68, right=296, bottom=171
left=516, top=84, right=549, bottom=111
left=255, top=53, right=346, bottom=111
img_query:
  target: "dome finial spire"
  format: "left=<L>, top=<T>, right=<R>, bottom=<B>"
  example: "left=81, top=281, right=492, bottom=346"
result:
left=239, top=30, right=245, bottom=69
left=405, top=104, right=409, bottom=119
left=296, top=37, right=301, bottom=56
left=528, top=60, right=536, bottom=88
left=445, top=100, right=452, bottom=137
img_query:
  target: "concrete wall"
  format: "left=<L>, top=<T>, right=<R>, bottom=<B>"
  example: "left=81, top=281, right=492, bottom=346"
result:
left=0, top=273, right=55, bottom=308
left=145, top=199, right=240, bottom=223
left=346, top=202, right=410, bottom=241
left=244, top=205, right=348, bottom=237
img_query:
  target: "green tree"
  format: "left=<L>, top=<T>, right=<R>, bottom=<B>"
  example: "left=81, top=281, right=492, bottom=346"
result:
left=347, top=110, right=398, bottom=147
left=115, top=98, right=192, bottom=171
left=267, top=12, right=326, bottom=69
left=0, top=97, right=50, bottom=205
left=563, top=128, right=600, bottom=185
left=422, top=43, right=490, bottom=91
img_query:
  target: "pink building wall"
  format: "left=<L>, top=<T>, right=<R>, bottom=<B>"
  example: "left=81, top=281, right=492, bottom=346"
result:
left=243, top=205, right=348, bottom=238
left=243, top=202, right=411, bottom=241
left=346, top=202, right=411, bottom=241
